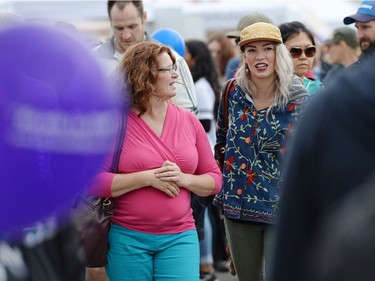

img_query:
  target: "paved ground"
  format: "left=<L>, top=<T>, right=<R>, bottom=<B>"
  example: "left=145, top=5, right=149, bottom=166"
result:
left=212, top=261, right=239, bottom=281
left=216, top=271, right=239, bottom=281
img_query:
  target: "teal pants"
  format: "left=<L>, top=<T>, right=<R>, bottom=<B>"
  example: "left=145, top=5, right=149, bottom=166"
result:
left=106, top=224, right=199, bottom=281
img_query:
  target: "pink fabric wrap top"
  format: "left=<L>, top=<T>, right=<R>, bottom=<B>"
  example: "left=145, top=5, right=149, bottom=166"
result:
left=91, top=103, right=222, bottom=234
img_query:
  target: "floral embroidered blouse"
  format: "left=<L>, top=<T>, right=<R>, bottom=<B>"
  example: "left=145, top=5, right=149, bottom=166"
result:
left=213, top=78, right=309, bottom=224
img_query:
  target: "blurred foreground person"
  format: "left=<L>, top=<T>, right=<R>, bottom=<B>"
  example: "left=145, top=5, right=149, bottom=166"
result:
left=306, top=173, right=375, bottom=281
left=0, top=219, right=85, bottom=281
left=267, top=55, right=375, bottom=281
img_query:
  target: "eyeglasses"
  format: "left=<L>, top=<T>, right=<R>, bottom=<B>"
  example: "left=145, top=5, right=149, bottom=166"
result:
left=289, top=46, right=316, bottom=59
left=157, top=64, right=177, bottom=73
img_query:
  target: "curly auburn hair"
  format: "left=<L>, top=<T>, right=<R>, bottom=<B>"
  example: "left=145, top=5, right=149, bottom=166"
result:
left=117, top=41, right=176, bottom=116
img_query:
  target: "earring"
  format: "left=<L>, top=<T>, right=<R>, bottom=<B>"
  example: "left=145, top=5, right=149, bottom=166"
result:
left=245, top=64, right=250, bottom=75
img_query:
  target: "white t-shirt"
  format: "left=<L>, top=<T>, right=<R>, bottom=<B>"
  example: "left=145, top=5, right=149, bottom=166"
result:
left=195, top=77, right=216, bottom=152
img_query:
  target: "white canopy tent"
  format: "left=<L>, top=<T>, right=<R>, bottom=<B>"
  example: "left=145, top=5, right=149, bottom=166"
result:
left=1, top=0, right=358, bottom=42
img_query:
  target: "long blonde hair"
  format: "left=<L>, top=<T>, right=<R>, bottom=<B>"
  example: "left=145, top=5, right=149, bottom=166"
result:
left=236, top=43, right=294, bottom=113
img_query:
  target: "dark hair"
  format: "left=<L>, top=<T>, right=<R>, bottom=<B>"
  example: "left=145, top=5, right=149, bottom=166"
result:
left=185, top=39, right=221, bottom=117
left=118, top=41, right=175, bottom=116
left=207, top=32, right=236, bottom=77
left=107, top=1, right=144, bottom=21
left=278, top=21, right=316, bottom=46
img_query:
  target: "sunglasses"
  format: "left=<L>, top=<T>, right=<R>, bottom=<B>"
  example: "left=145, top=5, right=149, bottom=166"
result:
left=289, top=46, right=316, bottom=59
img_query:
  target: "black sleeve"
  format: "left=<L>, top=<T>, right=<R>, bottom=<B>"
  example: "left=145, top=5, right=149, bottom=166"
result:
left=268, top=57, right=375, bottom=281
left=199, top=119, right=211, bottom=133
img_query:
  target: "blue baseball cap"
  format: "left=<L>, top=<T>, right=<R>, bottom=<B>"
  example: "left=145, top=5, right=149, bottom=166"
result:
left=344, top=0, right=375, bottom=25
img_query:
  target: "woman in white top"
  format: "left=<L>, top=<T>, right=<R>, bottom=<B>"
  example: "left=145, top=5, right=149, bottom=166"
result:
left=185, top=39, right=221, bottom=148
left=185, top=39, right=223, bottom=281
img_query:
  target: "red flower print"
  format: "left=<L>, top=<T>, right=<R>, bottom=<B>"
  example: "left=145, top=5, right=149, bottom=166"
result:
left=236, top=188, right=243, bottom=196
left=240, top=108, right=249, bottom=120
left=280, top=147, right=286, bottom=155
left=288, top=103, right=296, bottom=111
left=253, top=123, right=258, bottom=136
left=245, top=137, right=251, bottom=144
left=247, top=169, right=257, bottom=183
left=225, top=156, right=235, bottom=171
left=280, top=143, right=288, bottom=155
left=284, top=123, right=294, bottom=137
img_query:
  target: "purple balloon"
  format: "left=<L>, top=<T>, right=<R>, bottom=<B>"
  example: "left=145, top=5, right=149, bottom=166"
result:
left=0, top=24, right=124, bottom=236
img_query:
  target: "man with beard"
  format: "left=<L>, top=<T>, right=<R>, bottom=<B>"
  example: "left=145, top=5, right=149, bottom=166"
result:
left=344, top=0, right=375, bottom=62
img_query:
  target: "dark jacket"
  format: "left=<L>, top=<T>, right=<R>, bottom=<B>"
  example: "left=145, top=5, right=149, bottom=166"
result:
left=268, top=57, right=375, bottom=281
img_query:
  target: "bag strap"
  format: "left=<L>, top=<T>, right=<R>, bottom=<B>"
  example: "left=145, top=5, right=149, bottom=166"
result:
left=221, top=78, right=236, bottom=132
left=110, top=111, right=126, bottom=173
left=98, top=111, right=126, bottom=205
left=72, top=112, right=126, bottom=206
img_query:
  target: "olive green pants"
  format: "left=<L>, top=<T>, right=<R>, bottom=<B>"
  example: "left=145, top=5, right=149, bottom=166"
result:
left=224, top=218, right=274, bottom=281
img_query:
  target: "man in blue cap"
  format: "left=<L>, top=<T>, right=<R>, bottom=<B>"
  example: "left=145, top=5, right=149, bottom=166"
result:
left=344, top=0, right=375, bottom=56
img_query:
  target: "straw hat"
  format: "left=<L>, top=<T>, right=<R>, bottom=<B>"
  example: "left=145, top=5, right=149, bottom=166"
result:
left=238, top=22, right=282, bottom=51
